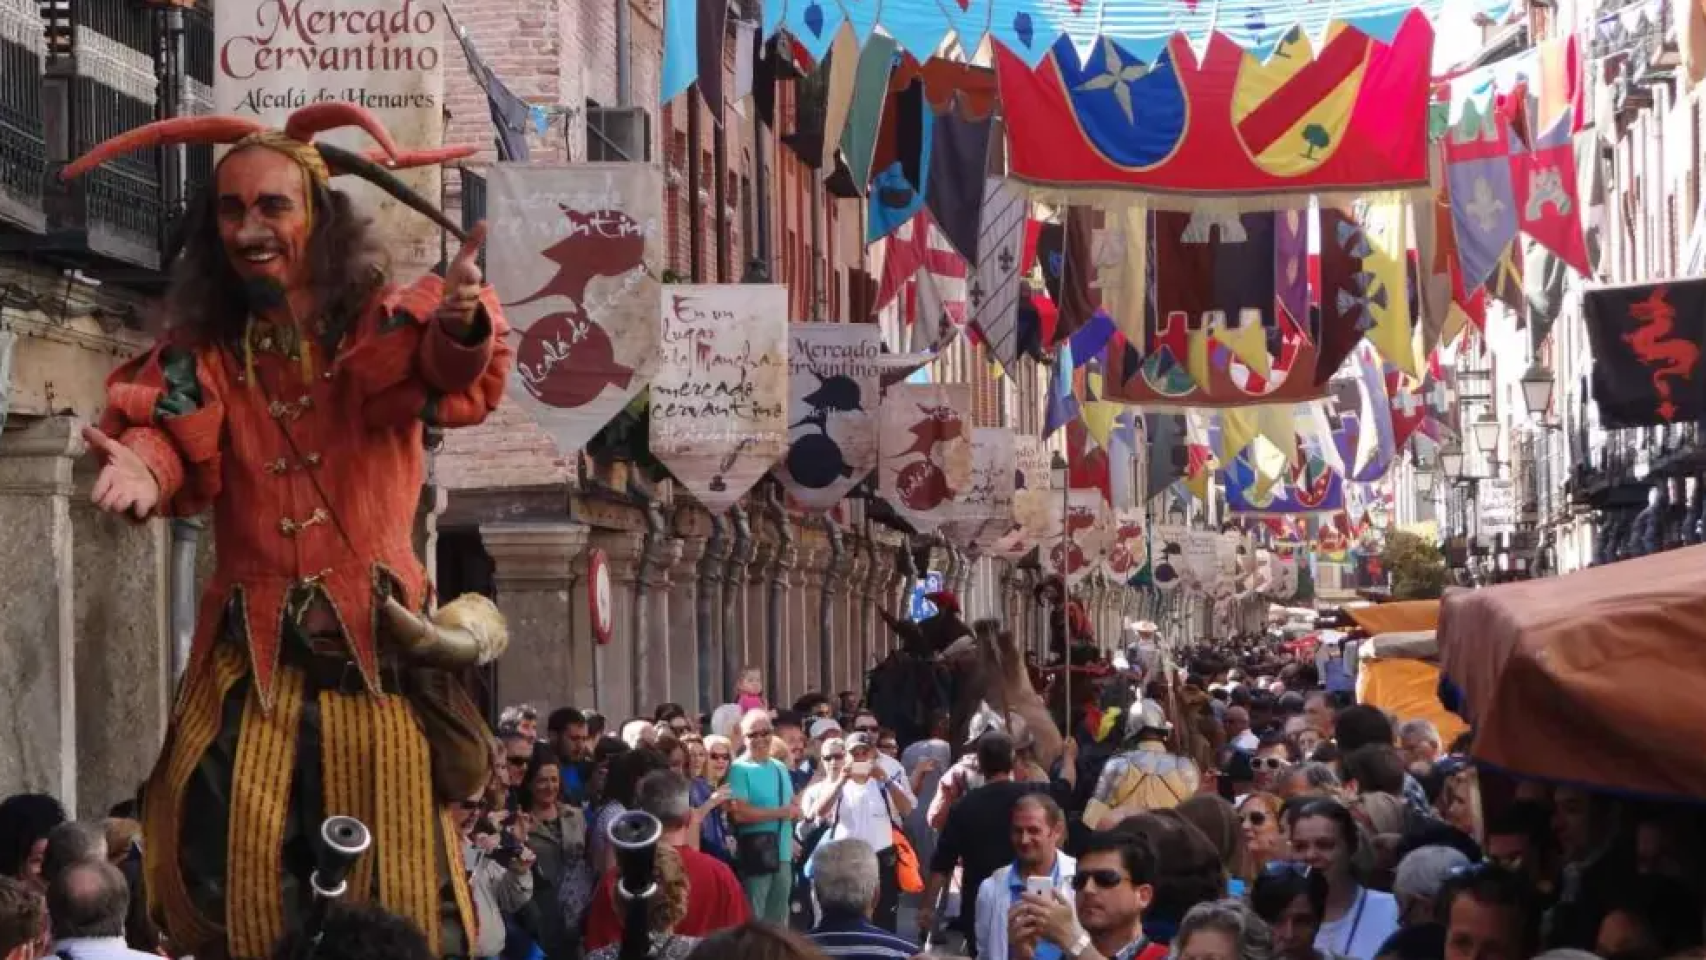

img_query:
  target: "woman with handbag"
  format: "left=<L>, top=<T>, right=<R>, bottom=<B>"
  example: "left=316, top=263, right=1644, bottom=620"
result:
left=798, top=733, right=916, bottom=932
left=727, top=710, right=801, bottom=923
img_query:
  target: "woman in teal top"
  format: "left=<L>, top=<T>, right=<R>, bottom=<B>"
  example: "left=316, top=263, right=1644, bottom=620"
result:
left=727, top=710, right=800, bottom=923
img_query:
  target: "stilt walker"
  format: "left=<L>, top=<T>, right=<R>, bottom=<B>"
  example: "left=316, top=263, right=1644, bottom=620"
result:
left=69, top=105, right=513, bottom=959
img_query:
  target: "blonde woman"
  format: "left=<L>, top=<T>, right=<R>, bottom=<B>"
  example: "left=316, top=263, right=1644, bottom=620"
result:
left=584, top=843, right=698, bottom=960
left=692, top=735, right=737, bottom=867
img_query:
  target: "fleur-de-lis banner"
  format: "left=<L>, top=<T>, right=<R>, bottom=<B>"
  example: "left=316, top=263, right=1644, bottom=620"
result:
left=650, top=285, right=789, bottom=513
left=879, top=383, right=975, bottom=532
left=487, top=164, right=662, bottom=457
left=776, top=323, right=883, bottom=512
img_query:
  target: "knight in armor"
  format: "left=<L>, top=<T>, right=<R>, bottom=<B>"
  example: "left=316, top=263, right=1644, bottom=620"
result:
left=69, top=105, right=511, bottom=958
left=1082, top=699, right=1201, bottom=830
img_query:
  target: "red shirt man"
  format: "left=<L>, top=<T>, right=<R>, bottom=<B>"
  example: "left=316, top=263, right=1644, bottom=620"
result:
left=583, top=771, right=749, bottom=949
left=582, top=841, right=749, bottom=948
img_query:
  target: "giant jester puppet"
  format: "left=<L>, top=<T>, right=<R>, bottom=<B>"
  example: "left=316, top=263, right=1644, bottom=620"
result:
left=67, top=104, right=513, bottom=959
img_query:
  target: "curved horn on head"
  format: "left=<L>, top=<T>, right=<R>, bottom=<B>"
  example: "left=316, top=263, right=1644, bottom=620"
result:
left=61, top=116, right=266, bottom=180
left=283, top=102, right=402, bottom=160
left=365, top=144, right=480, bottom=169
left=315, top=143, right=469, bottom=242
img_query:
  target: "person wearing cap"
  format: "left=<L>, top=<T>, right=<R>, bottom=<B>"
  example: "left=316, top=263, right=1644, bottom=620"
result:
left=799, top=732, right=915, bottom=932
left=1083, top=700, right=1201, bottom=830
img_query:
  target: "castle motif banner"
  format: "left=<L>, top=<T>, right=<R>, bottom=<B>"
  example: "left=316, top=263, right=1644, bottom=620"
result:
left=652, top=285, right=790, bottom=514
left=776, top=323, right=883, bottom=513
left=215, top=0, right=445, bottom=269
left=485, top=164, right=663, bottom=458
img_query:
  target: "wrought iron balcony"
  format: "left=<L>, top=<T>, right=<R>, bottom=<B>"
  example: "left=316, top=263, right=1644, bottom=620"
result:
left=0, top=0, right=48, bottom=233
left=19, top=0, right=167, bottom=279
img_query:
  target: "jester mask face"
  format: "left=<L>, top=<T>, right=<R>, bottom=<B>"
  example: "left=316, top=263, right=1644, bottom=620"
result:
left=214, top=146, right=315, bottom=295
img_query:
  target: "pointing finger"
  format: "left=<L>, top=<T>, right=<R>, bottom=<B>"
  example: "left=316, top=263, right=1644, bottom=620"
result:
left=82, top=425, right=121, bottom=461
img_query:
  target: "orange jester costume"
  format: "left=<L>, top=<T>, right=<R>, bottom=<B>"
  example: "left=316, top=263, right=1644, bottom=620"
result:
left=67, top=105, right=513, bottom=959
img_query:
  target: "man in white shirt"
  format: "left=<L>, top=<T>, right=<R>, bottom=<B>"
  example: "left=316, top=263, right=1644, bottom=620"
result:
left=46, top=862, right=161, bottom=960
left=976, top=794, right=1076, bottom=960
left=849, top=714, right=918, bottom=809
left=803, top=733, right=917, bottom=932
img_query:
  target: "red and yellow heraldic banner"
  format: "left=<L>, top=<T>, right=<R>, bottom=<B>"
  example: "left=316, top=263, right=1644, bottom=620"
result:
left=994, top=11, right=1434, bottom=205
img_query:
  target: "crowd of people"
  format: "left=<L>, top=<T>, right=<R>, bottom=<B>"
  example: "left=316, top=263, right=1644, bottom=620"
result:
left=0, top=635, right=1703, bottom=960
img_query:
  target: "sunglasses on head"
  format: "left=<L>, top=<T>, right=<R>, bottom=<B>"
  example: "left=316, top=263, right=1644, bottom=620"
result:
left=1261, top=861, right=1314, bottom=880
left=1070, top=869, right=1129, bottom=891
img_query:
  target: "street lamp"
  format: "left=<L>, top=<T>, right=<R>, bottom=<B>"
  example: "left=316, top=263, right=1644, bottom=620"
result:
left=1442, top=444, right=1465, bottom=479
left=1473, top=415, right=1501, bottom=457
left=1049, top=450, right=1071, bottom=688
left=1520, top=362, right=1556, bottom=419
left=1416, top=470, right=1436, bottom=495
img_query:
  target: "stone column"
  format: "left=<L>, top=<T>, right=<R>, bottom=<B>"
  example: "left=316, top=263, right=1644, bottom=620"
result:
left=0, top=418, right=81, bottom=807
left=836, top=528, right=868, bottom=696
left=857, top=538, right=888, bottom=672
left=70, top=444, right=171, bottom=818
left=744, top=533, right=775, bottom=695
left=693, top=514, right=729, bottom=713
left=791, top=524, right=824, bottom=698
left=666, top=532, right=703, bottom=712
left=482, top=522, right=592, bottom=714
left=592, top=529, right=647, bottom=721
left=766, top=537, right=798, bottom=704
left=815, top=520, right=849, bottom=695
left=631, top=496, right=682, bottom=712
left=721, top=508, right=755, bottom=704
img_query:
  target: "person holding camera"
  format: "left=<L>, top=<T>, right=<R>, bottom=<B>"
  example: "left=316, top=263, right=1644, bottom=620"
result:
left=449, top=796, right=535, bottom=960
left=800, top=733, right=915, bottom=932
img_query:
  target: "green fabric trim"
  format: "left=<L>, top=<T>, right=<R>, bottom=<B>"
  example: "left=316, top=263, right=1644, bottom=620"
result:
left=154, top=346, right=204, bottom=419
left=379, top=307, right=414, bottom=334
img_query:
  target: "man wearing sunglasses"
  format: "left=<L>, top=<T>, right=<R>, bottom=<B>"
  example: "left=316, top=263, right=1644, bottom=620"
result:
left=1010, top=833, right=1166, bottom=960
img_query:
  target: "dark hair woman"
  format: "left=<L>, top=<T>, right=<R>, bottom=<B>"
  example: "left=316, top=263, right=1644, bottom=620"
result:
left=1250, top=862, right=1333, bottom=960
left=1288, top=800, right=1397, bottom=960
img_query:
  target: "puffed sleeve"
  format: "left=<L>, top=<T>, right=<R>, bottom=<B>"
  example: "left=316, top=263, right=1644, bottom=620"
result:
left=97, top=341, right=226, bottom=516
left=343, top=276, right=513, bottom=430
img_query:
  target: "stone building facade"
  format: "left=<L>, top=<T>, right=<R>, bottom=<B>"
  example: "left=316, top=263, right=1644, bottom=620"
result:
left=0, top=0, right=1153, bottom=808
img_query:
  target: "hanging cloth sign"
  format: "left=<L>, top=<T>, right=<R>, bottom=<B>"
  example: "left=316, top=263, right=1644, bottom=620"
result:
left=1103, top=511, right=1147, bottom=583
left=989, top=434, right=1059, bottom=559
left=486, top=164, right=662, bottom=458
left=1151, top=521, right=1188, bottom=592
left=651, top=284, right=790, bottom=513
left=878, top=383, right=975, bottom=532
left=943, top=428, right=1018, bottom=550
left=776, top=322, right=883, bottom=512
